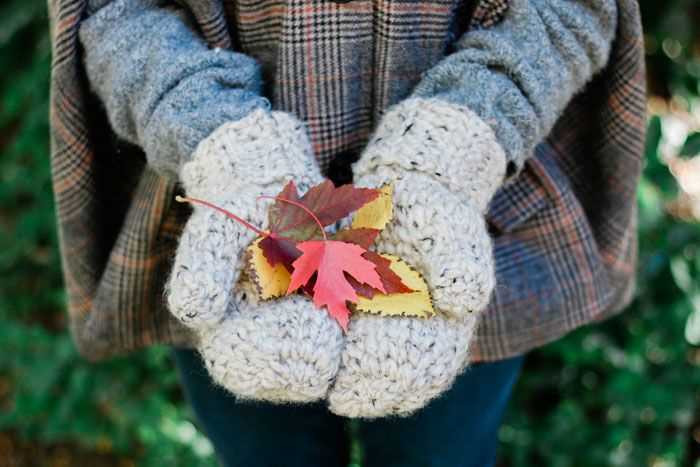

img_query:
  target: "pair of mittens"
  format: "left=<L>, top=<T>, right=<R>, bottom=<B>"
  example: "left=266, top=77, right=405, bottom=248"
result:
left=167, top=98, right=506, bottom=417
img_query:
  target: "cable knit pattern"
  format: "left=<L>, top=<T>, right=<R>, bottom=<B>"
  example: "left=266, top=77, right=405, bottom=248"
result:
left=167, top=109, right=343, bottom=403
left=328, top=98, right=505, bottom=418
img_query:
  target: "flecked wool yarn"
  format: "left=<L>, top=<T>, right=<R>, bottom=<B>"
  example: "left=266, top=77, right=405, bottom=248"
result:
left=200, top=282, right=344, bottom=402
left=167, top=109, right=344, bottom=403
left=354, top=98, right=506, bottom=315
left=328, top=312, right=480, bottom=418
left=328, top=98, right=506, bottom=418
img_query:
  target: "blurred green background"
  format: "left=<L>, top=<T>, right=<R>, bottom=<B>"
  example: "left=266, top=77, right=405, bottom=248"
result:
left=1, top=1, right=700, bottom=466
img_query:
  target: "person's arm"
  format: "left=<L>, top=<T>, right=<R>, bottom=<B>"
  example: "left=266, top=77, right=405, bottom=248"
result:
left=411, top=0, right=617, bottom=176
left=79, top=0, right=324, bottom=342
left=352, top=0, right=618, bottom=317
left=79, top=0, right=270, bottom=179
left=330, top=0, right=620, bottom=418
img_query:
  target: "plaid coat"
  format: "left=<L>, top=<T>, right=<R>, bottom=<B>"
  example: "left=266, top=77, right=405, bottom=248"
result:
left=48, top=0, right=646, bottom=361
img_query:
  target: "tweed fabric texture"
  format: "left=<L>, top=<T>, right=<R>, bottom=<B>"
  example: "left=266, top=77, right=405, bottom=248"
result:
left=473, top=0, right=645, bottom=358
left=328, top=98, right=505, bottom=417
left=413, top=0, right=617, bottom=175
left=80, top=0, right=615, bottom=177
left=48, top=0, right=645, bottom=361
left=79, top=0, right=270, bottom=179
left=167, top=109, right=345, bottom=402
left=232, top=0, right=469, bottom=171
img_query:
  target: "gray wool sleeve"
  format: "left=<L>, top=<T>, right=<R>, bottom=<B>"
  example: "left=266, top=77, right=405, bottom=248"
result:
left=412, top=0, right=617, bottom=174
left=79, top=0, right=270, bottom=179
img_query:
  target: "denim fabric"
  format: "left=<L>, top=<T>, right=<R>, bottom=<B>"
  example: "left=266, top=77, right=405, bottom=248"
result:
left=172, top=348, right=524, bottom=467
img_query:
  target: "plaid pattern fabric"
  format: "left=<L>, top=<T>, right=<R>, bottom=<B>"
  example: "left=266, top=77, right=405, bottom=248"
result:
left=48, top=0, right=645, bottom=361
left=472, top=0, right=646, bottom=358
left=230, top=0, right=483, bottom=170
left=48, top=0, right=195, bottom=357
left=470, top=0, right=508, bottom=27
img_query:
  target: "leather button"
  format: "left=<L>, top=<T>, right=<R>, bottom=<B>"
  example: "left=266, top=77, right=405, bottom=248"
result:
left=327, top=149, right=360, bottom=186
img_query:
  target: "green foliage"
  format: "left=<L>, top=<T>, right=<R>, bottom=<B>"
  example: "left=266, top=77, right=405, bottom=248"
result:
left=500, top=160, right=700, bottom=465
left=499, top=3, right=700, bottom=463
left=641, top=0, right=700, bottom=101
left=0, top=0, right=215, bottom=464
left=0, top=0, right=698, bottom=466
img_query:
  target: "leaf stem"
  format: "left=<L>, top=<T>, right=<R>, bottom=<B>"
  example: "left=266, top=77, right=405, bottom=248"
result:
left=175, top=195, right=268, bottom=236
left=258, top=195, right=327, bottom=240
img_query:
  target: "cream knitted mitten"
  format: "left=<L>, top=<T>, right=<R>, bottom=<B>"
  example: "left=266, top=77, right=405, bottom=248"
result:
left=327, top=98, right=507, bottom=417
left=167, top=109, right=344, bottom=403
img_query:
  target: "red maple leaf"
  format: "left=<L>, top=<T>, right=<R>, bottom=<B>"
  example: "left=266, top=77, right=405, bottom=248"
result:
left=287, top=240, right=385, bottom=330
left=347, top=251, right=415, bottom=299
left=259, top=181, right=379, bottom=269
left=330, top=230, right=414, bottom=298
left=330, top=228, right=381, bottom=249
left=267, top=181, right=379, bottom=240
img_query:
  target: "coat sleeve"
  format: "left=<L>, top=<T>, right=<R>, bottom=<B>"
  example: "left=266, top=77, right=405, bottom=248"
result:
left=411, top=0, right=618, bottom=175
left=79, top=0, right=270, bottom=179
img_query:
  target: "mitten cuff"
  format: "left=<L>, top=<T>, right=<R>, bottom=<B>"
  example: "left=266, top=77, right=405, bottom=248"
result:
left=180, top=109, right=322, bottom=199
left=354, top=98, right=506, bottom=212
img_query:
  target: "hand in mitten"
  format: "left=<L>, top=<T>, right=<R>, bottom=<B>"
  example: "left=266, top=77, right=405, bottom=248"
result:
left=167, top=109, right=344, bottom=402
left=327, top=98, right=506, bottom=417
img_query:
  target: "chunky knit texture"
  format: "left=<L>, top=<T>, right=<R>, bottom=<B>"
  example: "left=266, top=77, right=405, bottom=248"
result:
left=353, top=98, right=506, bottom=315
left=167, top=109, right=343, bottom=403
left=328, top=98, right=506, bottom=418
left=200, top=283, right=344, bottom=402
left=328, top=313, right=479, bottom=418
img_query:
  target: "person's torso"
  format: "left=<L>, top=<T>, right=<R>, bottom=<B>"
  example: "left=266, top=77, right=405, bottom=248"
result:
left=220, top=0, right=485, bottom=173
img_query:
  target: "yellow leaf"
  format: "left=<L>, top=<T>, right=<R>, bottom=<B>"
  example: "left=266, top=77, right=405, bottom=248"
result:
left=355, top=254, right=434, bottom=318
left=352, top=184, right=393, bottom=231
left=246, top=238, right=291, bottom=299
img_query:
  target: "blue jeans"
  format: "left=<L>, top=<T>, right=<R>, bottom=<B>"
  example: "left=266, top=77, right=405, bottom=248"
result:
left=173, top=348, right=523, bottom=467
